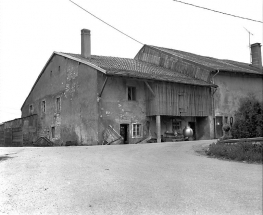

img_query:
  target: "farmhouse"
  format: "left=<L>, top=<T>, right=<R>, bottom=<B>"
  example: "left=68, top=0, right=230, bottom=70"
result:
left=0, top=29, right=262, bottom=146
left=18, top=29, right=216, bottom=145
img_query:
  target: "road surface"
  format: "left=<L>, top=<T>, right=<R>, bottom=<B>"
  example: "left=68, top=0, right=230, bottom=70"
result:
left=0, top=140, right=262, bottom=215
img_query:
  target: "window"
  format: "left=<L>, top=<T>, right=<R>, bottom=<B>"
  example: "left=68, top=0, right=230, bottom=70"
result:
left=172, top=119, right=181, bottom=131
left=50, top=70, right=53, bottom=77
left=128, top=86, right=136, bottom=101
left=41, top=100, right=46, bottom=113
left=51, top=126, right=55, bottom=138
left=56, top=97, right=61, bottom=112
left=29, top=104, right=33, bottom=114
left=225, top=116, right=228, bottom=124
left=132, top=123, right=142, bottom=138
left=58, top=66, right=60, bottom=73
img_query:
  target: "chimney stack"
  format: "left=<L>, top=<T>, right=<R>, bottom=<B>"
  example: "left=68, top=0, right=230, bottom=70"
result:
left=251, top=43, right=262, bottom=69
left=81, top=29, right=91, bottom=58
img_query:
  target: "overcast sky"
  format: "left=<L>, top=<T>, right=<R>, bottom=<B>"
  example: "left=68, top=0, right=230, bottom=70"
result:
left=0, top=0, right=262, bottom=123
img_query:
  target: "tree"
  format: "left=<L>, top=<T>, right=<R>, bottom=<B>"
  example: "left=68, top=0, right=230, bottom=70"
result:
left=231, top=94, right=263, bottom=138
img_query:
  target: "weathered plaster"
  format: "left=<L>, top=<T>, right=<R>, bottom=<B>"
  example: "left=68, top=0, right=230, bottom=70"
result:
left=21, top=55, right=99, bottom=145
left=214, top=72, right=263, bottom=117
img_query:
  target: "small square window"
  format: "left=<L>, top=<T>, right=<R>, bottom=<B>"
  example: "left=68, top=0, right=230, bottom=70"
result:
left=172, top=119, right=181, bottom=131
left=51, top=126, right=55, bottom=138
left=132, top=123, right=142, bottom=138
left=56, top=97, right=61, bottom=113
left=41, top=100, right=46, bottom=113
left=128, top=86, right=136, bottom=101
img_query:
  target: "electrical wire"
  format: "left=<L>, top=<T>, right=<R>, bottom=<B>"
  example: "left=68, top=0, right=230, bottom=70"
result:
left=173, top=0, right=263, bottom=23
left=69, top=0, right=144, bottom=45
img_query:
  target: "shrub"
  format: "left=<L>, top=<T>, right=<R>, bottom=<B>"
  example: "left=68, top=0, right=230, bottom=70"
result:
left=231, top=95, right=263, bottom=138
left=206, top=141, right=263, bottom=163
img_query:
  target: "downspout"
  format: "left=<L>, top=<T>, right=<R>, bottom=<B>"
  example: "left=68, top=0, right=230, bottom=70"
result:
left=211, top=70, right=219, bottom=139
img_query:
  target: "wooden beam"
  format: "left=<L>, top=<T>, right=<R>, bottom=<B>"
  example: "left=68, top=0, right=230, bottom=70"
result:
left=144, top=81, right=155, bottom=97
left=98, top=77, right=108, bottom=98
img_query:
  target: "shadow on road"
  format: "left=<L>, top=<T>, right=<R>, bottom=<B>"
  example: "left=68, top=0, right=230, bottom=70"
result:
left=0, top=155, right=13, bottom=162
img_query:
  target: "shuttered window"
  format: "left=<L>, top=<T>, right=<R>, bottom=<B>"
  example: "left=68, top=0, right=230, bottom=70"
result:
left=51, top=126, right=55, bottom=138
left=41, top=100, right=46, bottom=113
left=56, top=97, right=61, bottom=113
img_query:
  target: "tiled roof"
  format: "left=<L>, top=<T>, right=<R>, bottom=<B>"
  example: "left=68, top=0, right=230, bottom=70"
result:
left=151, top=46, right=263, bottom=75
left=59, top=53, right=215, bottom=87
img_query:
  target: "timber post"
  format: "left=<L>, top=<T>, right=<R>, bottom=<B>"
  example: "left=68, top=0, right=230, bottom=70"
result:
left=156, top=115, right=161, bottom=143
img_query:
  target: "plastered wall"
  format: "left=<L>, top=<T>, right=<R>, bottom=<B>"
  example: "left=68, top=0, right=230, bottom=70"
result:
left=21, top=55, right=99, bottom=145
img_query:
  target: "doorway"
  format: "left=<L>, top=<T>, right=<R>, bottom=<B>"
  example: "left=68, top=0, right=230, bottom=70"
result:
left=120, top=124, right=129, bottom=144
left=215, top=116, right=223, bottom=138
left=188, top=122, right=196, bottom=140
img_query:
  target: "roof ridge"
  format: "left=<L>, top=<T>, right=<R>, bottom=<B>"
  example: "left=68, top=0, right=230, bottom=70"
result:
left=149, top=45, right=262, bottom=75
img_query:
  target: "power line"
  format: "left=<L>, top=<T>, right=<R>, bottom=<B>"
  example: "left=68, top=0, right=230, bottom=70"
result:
left=173, top=0, right=263, bottom=24
left=69, top=0, right=144, bottom=45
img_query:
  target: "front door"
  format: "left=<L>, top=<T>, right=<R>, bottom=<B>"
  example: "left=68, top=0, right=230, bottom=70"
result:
left=120, top=124, right=129, bottom=144
left=216, top=116, right=223, bottom=138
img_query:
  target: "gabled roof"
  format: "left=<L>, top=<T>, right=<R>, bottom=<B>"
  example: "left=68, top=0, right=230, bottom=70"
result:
left=60, top=52, right=215, bottom=87
left=149, top=45, right=263, bottom=75
left=21, top=52, right=216, bottom=110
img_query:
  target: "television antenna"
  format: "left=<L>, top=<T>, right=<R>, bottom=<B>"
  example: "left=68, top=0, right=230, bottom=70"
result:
left=244, top=27, right=253, bottom=63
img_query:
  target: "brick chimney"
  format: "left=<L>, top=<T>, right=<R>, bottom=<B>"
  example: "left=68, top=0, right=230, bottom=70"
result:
left=251, top=43, right=262, bottom=69
left=81, top=29, right=91, bottom=58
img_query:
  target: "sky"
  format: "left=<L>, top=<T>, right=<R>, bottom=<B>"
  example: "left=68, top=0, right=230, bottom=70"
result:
left=0, top=0, right=262, bottom=123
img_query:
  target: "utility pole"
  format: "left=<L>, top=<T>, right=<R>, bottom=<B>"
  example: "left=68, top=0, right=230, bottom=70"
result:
left=244, top=27, right=253, bottom=63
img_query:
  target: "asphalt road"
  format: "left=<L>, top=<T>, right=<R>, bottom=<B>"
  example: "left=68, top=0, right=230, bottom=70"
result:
left=0, top=140, right=262, bottom=215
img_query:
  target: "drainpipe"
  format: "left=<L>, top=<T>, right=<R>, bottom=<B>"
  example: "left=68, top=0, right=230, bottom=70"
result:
left=211, top=70, right=219, bottom=139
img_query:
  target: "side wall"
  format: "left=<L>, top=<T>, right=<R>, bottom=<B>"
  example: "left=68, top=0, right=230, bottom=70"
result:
left=21, top=55, right=99, bottom=145
left=214, top=72, right=263, bottom=117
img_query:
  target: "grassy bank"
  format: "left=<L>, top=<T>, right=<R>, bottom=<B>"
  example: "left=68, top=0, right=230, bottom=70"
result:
left=206, top=141, right=262, bottom=163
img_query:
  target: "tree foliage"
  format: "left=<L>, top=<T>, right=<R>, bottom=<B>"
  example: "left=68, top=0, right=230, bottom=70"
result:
left=231, top=95, right=263, bottom=138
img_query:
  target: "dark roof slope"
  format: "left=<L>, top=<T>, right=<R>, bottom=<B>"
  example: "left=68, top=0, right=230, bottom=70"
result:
left=60, top=53, right=215, bottom=87
left=151, top=46, right=263, bottom=75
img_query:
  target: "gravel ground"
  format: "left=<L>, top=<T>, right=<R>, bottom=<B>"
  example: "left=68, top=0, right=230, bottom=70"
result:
left=0, top=140, right=262, bottom=215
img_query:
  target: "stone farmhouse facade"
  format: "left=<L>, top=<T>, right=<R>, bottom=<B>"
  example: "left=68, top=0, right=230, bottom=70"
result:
left=0, top=29, right=262, bottom=146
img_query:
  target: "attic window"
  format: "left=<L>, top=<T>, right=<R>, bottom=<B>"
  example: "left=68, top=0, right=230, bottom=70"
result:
left=29, top=104, right=33, bottom=115
left=128, top=86, right=136, bottom=101
left=58, top=66, right=60, bottom=72
left=50, top=70, right=53, bottom=77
